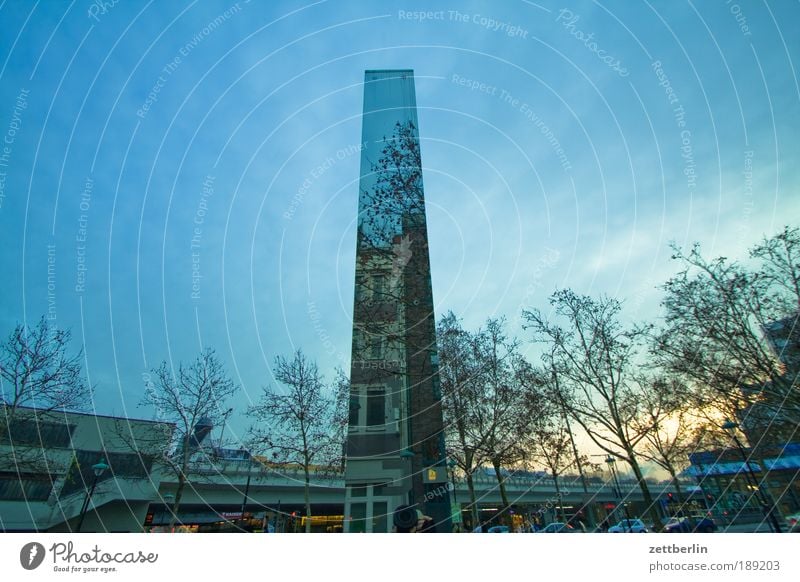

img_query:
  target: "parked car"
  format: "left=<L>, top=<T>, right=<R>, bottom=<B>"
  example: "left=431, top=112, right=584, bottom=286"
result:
left=688, top=515, right=716, bottom=533
left=662, top=517, right=691, bottom=533
left=538, top=522, right=578, bottom=533
left=661, top=515, right=716, bottom=533
left=608, top=519, right=648, bottom=533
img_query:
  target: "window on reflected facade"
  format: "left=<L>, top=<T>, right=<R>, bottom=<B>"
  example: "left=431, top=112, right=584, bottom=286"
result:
left=350, top=502, right=367, bottom=533
left=366, top=387, right=385, bottom=426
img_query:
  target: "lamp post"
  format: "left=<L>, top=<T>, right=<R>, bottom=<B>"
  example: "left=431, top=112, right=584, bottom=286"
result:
left=219, top=407, right=234, bottom=445
left=76, top=458, right=109, bottom=532
left=239, top=458, right=252, bottom=531
left=721, top=419, right=782, bottom=532
left=606, top=455, right=632, bottom=529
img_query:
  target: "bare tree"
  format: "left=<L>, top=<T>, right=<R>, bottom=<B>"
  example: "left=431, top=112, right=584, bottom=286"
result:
left=437, top=311, right=490, bottom=529
left=523, top=290, right=663, bottom=530
left=751, top=225, right=800, bottom=316
left=0, top=316, right=91, bottom=473
left=247, top=349, right=342, bottom=532
left=635, top=376, right=695, bottom=506
left=438, top=314, right=534, bottom=528
left=135, top=348, right=238, bottom=529
left=532, top=357, right=597, bottom=527
left=529, top=415, right=575, bottom=522
left=0, top=316, right=90, bottom=415
left=654, top=229, right=800, bottom=440
left=330, top=366, right=351, bottom=472
left=471, top=318, right=532, bottom=525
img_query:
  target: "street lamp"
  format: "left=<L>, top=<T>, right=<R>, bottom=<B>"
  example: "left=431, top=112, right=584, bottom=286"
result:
left=721, top=419, right=782, bottom=532
left=76, top=458, right=109, bottom=532
left=605, top=455, right=632, bottom=529
left=219, top=407, right=234, bottom=445
left=239, top=456, right=253, bottom=532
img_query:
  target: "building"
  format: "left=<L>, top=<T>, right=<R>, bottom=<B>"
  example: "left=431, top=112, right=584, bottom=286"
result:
left=146, top=454, right=347, bottom=533
left=0, top=406, right=172, bottom=532
left=343, top=69, right=451, bottom=532
left=687, top=443, right=800, bottom=524
left=740, top=314, right=800, bottom=446
left=2, top=408, right=636, bottom=532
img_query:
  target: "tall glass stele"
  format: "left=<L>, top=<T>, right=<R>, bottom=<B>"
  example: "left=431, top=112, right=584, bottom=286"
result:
left=343, top=70, right=452, bottom=533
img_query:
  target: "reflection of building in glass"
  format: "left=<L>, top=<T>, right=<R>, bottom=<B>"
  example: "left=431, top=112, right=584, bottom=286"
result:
left=344, top=70, right=451, bottom=532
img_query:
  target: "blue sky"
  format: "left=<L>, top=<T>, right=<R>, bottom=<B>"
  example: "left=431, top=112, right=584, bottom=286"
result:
left=1, top=0, right=798, bottom=449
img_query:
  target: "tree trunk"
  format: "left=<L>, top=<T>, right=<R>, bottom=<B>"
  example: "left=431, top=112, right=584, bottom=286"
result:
left=304, top=466, right=312, bottom=533
left=492, top=458, right=511, bottom=526
left=169, top=471, right=187, bottom=530
left=668, top=467, right=683, bottom=503
left=466, top=472, right=479, bottom=530
left=628, top=456, right=662, bottom=531
left=553, top=474, right=564, bottom=521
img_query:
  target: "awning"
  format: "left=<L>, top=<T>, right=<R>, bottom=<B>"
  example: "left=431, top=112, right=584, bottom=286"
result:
left=684, top=461, right=762, bottom=477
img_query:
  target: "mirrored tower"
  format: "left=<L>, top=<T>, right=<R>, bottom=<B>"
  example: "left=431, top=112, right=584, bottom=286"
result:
left=343, top=70, right=451, bottom=533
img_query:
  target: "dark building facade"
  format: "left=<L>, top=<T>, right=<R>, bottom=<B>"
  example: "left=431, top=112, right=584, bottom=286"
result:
left=343, top=70, right=451, bottom=532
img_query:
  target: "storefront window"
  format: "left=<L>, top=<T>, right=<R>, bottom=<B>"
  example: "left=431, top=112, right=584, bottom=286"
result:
left=350, top=503, right=367, bottom=533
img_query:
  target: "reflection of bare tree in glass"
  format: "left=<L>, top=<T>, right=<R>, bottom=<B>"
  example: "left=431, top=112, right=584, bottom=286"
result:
left=353, top=121, right=428, bottom=364
left=349, top=120, right=450, bottom=530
